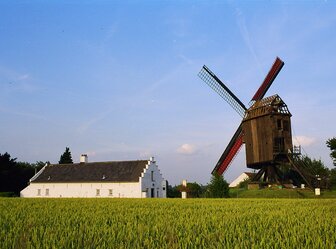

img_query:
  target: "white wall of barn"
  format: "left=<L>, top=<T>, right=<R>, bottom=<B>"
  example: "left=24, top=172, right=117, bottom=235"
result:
left=229, top=173, right=249, bottom=188
left=20, top=158, right=167, bottom=198
left=20, top=182, right=141, bottom=198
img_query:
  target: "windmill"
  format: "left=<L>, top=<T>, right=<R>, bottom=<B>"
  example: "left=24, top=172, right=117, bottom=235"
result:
left=198, top=57, right=314, bottom=188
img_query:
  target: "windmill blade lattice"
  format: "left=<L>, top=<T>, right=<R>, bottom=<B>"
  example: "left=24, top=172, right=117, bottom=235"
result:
left=198, top=65, right=246, bottom=118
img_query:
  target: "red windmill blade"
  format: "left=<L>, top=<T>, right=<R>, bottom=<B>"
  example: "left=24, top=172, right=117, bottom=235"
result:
left=251, top=57, right=284, bottom=102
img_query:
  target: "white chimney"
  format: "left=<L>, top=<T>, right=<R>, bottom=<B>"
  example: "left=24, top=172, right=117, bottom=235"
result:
left=80, top=154, right=88, bottom=163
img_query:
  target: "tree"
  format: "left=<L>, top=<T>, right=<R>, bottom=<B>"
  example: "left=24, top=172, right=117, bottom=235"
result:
left=0, top=152, right=18, bottom=193
left=299, top=155, right=329, bottom=177
left=207, top=172, right=229, bottom=198
left=58, top=147, right=73, bottom=164
left=0, top=153, right=42, bottom=196
left=326, top=137, right=336, bottom=166
left=167, top=185, right=181, bottom=198
left=187, top=182, right=205, bottom=198
left=329, top=169, right=336, bottom=190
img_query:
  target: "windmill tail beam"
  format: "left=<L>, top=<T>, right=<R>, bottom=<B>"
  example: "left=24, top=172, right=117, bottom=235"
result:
left=251, top=57, right=284, bottom=101
left=212, top=125, right=244, bottom=175
left=198, top=65, right=247, bottom=118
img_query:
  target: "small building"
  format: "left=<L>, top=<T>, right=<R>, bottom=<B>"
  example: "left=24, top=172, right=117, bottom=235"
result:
left=229, top=172, right=256, bottom=188
left=20, top=156, right=167, bottom=198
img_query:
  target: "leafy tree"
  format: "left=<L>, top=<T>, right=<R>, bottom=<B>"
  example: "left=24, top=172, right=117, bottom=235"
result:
left=0, top=153, right=40, bottom=196
left=58, top=147, right=73, bottom=164
left=329, top=169, right=336, bottom=190
left=167, top=185, right=180, bottom=198
left=298, top=155, right=329, bottom=177
left=187, top=182, right=205, bottom=198
left=167, top=182, right=206, bottom=198
left=326, top=137, right=336, bottom=166
left=0, top=152, right=18, bottom=193
left=207, top=172, right=229, bottom=198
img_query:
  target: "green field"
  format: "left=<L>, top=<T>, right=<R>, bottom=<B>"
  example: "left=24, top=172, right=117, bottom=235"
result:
left=229, top=188, right=336, bottom=199
left=1, top=198, right=335, bottom=248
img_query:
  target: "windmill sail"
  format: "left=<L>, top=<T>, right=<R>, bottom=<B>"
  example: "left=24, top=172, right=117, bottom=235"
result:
left=251, top=57, right=284, bottom=101
left=212, top=125, right=244, bottom=175
left=198, top=65, right=246, bottom=117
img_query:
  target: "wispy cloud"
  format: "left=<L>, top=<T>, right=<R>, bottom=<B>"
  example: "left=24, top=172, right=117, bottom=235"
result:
left=17, top=74, right=30, bottom=81
left=293, top=136, right=316, bottom=147
left=177, top=54, right=194, bottom=65
left=177, top=143, right=197, bottom=155
left=234, top=7, right=261, bottom=73
left=139, top=150, right=152, bottom=159
left=0, top=106, right=44, bottom=120
left=0, top=65, right=38, bottom=93
left=77, top=109, right=114, bottom=134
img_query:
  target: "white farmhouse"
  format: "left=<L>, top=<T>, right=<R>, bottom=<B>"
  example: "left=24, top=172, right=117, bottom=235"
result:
left=229, top=172, right=256, bottom=188
left=21, top=156, right=167, bottom=198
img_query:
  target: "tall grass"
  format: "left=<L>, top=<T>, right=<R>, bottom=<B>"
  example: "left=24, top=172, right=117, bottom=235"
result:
left=1, top=198, right=335, bottom=248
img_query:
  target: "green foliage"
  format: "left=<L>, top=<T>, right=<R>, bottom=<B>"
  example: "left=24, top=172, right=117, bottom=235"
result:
left=208, top=172, right=229, bottom=198
left=238, top=178, right=251, bottom=189
left=0, top=192, right=16, bottom=197
left=299, top=155, right=329, bottom=176
left=330, top=169, right=336, bottom=190
left=0, top=153, right=32, bottom=195
left=58, top=147, right=73, bottom=164
left=0, top=152, right=49, bottom=196
left=1, top=198, right=336, bottom=248
left=0, top=152, right=17, bottom=170
left=186, top=182, right=206, bottom=198
left=167, top=185, right=181, bottom=198
left=326, top=137, right=336, bottom=166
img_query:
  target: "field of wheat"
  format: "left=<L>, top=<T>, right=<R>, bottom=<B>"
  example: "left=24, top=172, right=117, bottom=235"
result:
left=1, top=198, right=335, bottom=248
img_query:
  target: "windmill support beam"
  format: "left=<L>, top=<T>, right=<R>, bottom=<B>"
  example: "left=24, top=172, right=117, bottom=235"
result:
left=252, top=164, right=284, bottom=184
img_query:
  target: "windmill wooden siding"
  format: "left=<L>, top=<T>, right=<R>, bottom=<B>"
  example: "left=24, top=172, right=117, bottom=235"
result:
left=20, top=157, right=167, bottom=198
left=242, top=95, right=293, bottom=168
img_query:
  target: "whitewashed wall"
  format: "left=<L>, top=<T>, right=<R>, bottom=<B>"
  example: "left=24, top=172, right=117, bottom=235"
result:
left=20, top=182, right=140, bottom=198
left=140, top=158, right=167, bottom=198
left=20, top=157, right=167, bottom=198
left=229, top=173, right=249, bottom=188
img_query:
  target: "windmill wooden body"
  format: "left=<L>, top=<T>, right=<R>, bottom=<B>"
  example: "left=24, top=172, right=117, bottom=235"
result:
left=198, top=58, right=313, bottom=187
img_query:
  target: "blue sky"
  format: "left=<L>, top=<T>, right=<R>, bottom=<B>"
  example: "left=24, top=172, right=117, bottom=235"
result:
left=1, top=1, right=335, bottom=185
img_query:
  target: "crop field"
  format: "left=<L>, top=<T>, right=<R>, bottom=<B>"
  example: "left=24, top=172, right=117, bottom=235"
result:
left=1, top=198, right=335, bottom=248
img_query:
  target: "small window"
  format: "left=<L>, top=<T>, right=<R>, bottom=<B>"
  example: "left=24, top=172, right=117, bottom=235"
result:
left=283, top=120, right=289, bottom=131
left=277, top=119, right=282, bottom=130
left=96, top=189, right=100, bottom=196
left=109, top=189, right=113, bottom=196
left=37, top=189, right=41, bottom=196
left=151, top=171, right=154, bottom=181
left=163, top=187, right=166, bottom=191
left=45, top=189, right=49, bottom=196
left=273, top=137, right=285, bottom=153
